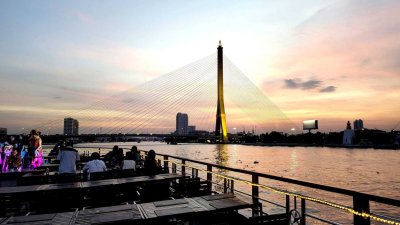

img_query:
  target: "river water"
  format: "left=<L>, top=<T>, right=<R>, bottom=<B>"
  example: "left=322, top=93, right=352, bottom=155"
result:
left=71, top=142, right=399, bottom=224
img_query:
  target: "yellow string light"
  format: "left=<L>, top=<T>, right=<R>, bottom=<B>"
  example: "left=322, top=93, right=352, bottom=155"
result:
left=164, top=160, right=400, bottom=225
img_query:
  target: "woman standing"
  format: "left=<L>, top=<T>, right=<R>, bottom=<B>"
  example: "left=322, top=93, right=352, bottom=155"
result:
left=2, top=144, right=12, bottom=172
left=28, top=130, right=42, bottom=168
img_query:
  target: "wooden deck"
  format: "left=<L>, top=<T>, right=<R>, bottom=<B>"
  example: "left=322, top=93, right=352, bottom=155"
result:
left=1, top=194, right=255, bottom=225
left=0, top=173, right=187, bottom=216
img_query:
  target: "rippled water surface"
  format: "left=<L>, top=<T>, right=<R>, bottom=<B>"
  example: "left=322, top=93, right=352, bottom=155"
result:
left=73, top=142, right=400, bottom=224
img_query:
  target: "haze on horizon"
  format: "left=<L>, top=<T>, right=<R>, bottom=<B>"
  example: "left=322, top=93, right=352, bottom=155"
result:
left=1, top=0, right=399, bottom=134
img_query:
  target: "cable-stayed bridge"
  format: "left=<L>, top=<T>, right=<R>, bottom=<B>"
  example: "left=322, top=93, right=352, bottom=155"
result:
left=34, top=42, right=296, bottom=140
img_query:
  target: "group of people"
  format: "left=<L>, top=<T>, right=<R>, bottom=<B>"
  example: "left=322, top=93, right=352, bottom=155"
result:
left=1, top=131, right=162, bottom=177
left=57, top=143, right=162, bottom=178
left=104, top=145, right=141, bottom=170
left=0, top=130, right=43, bottom=172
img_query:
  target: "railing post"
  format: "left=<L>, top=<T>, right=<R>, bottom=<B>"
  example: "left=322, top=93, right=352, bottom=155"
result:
left=181, top=159, right=186, bottom=176
left=224, top=178, right=228, bottom=193
left=230, top=180, right=234, bottom=193
left=252, top=174, right=259, bottom=216
left=286, top=195, right=290, bottom=222
left=163, top=156, right=169, bottom=173
left=301, top=198, right=306, bottom=225
left=353, top=194, right=370, bottom=225
left=172, top=163, right=176, bottom=173
left=191, top=168, right=198, bottom=178
left=207, top=165, right=212, bottom=192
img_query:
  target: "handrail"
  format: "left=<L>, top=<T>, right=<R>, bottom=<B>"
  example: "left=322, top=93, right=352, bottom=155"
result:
left=67, top=146, right=399, bottom=206
left=68, top=146, right=400, bottom=225
left=148, top=151, right=400, bottom=207
left=147, top=150, right=400, bottom=225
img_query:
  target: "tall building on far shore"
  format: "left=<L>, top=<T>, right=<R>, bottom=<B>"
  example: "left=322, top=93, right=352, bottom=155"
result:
left=64, top=117, right=79, bottom=135
left=354, top=119, right=364, bottom=131
left=176, top=113, right=188, bottom=135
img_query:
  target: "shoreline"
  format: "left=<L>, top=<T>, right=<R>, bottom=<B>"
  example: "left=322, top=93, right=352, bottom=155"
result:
left=241, top=142, right=400, bottom=150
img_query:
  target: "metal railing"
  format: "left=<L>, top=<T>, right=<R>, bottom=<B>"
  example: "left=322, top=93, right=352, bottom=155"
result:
left=58, top=146, right=400, bottom=225
left=136, top=150, right=400, bottom=225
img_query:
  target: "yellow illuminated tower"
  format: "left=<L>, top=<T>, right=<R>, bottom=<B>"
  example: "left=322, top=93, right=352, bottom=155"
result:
left=215, top=41, right=228, bottom=143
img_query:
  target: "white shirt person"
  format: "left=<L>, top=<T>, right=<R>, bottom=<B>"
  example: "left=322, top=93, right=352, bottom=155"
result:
left=122, top=152, right=136, bottom=170
left=82, top=152, right=106, bottom=180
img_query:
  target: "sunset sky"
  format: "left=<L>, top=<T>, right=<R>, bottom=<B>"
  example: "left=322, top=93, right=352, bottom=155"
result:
left=1, top=0, right=399, bottom=134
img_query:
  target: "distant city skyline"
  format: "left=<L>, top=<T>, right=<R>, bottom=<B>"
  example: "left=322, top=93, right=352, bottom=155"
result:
left=1, top=1, right=399, bottom=134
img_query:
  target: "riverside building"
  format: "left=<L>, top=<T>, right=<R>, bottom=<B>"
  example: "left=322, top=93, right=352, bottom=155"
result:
left=64, top=117, right=79, bottom=135
left=176, top=113, right=188, bottom=135
left=353, top=119, right=364, bottom=130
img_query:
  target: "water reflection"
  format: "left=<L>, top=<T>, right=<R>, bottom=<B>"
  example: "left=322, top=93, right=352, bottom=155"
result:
left=214, top=144, right=229, bottom=166
left=290, top=150, right=298, bottom=171
left=213, top=144, right=229, bottom=192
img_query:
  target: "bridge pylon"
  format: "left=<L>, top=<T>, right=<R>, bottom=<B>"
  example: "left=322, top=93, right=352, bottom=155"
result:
left=215, top=41, right=228, bottom=143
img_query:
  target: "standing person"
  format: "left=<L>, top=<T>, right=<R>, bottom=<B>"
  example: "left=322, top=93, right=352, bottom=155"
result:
left=0, top=138, right=4, bottom=171
left=2, top=144, right=12, bottom=172
left=57, top=140, right=80, bottom=174
left=28, top=130, right=42, bottom=168
left=0, top=147, right=2, bottom=172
